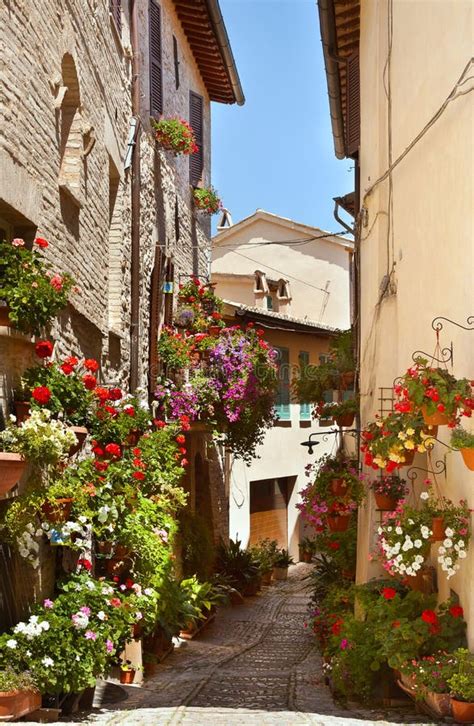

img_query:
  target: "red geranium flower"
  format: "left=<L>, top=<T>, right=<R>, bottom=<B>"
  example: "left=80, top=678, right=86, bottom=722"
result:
left=381, top=587, right=397, bottom=600
left=181, top=458, right=189, bottom=467
left=176, top=434, right=186, bottom=444
left=132, top=448, right=142, bottom=456
left=108, top=387, right=122, bottom=401
left=95, top=387, right=110, bottom=402
left=32, top=386, right=51, bottom=405
left=449, top=605, right=464, bottom=618
left=153, top=419, right=167, bottom=429
left=83, top=374, right=97, bottom=390
left=94, top=461, right=109, bottom=472
left=211, top=311, right=221, bottom=320
left=132, top=471, right=145, bottom=481
left=34, top=237, right=49, bottom=248
left=60, top=362, right=74, bottom=375
left=77, top=558, right=92, bottom=571
left=64, top=356, right=79, bottom=367
left=328, top=541, right=340, bottom=550
left=35, top=340, right=54, bottom=359
left=421, top=609, right=438, bottom=624
left=123, top=406, right=135, bottom=417
left=392, top=620, right=401, bottom=628
left=109, top=598, right=121, bottom=608
left=84, top=358, right=99, bottom=372
left=105, top=443, right=121, bottom=458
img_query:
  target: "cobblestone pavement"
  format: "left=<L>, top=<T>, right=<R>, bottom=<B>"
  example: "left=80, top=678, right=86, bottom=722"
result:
left=24, top=564, right=435, bottom=725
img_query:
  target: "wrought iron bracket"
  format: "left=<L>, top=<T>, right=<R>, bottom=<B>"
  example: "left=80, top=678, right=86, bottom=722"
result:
left=411, top=346, right=453, bottom=366
left=406, top=459, right=446, bottom=485
left=432, top=315, right=474, bottom=333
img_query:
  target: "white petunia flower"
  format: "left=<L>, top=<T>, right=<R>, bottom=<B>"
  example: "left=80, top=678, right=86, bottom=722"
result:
left=6, top=639, right=17, bottom=649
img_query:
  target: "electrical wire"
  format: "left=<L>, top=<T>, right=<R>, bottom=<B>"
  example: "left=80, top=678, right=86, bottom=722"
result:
left=157, top=229, right=353, bottom=251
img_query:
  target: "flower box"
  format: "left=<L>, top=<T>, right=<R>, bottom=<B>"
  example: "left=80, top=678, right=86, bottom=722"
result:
left=41, top=497, right=74, bottom=524
left=68, top=426, right=88, bottom=457
left=0, top=452, right=26, bottom=494
left=0, top=690, right=41, bottom=720
left=327, top=514, right=350, bottom=532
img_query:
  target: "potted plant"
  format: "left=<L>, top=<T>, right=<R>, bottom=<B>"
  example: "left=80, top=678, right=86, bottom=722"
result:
left=293, top=329, right=355, bottom=403
left=448, top=649, right=474, bottom=723
left=369, top=475, right=408, bottom=510
left=320, top=396, right=358, bottom=428
left=395, top=357, right=473, bottom=427
left=0, top=450, right=27, bottom=495
left=272, top=548, right=294, bottom=580
left=215, top=538, right=260, bottom=594
left=0, top=237, right=74, bottom=334
left=298, top=537, right=315, bottom=563
left=119, top=660, right=139, bottom=684
left=420, top=488, right=471, bottom=575
left=0, top=409, right=76, bottom=471
left=0, top=669, right=40, bottom=720
left=451, top=427, right=474, bottom=471
left=151, top=117, right=198, bottom=156
left=193, top=186, right=222, bottom=215
left=361, top=410, right=432, bottom=472
left=376, top=502, right=433, bottom=586
left=249, top=539, right=279, bottom=585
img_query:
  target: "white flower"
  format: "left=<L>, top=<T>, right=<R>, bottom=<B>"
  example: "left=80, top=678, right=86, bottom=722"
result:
left=458, top=550, right=467, bottom=559
left=6, top=639, right=17, bottom=649
left=438, top=546, right=446, bottom=555
left=445, top=527, right=454, bottom=538
left=443, top=538, right=453, bottom=548
left=414, top=539, right=422, bottom=548
left=420, top=492, right=429, bottom=500
left=395, top=527, right=403, bottom=535
left=457, top=540, right=465, bottom=549
left=42, top=657, right=54, bottom=668
left=97, top=611, right=106, bottom=621
left=40, top=621, right=50, bottom=631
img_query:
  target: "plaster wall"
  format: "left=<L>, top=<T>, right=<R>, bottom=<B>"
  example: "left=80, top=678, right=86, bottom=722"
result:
left=212, top=217, right=352, bottom=328
left=357, top=0, right=474, bottom=643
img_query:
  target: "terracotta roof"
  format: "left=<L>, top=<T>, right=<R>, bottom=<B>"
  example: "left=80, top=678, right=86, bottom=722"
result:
left=318, top=0, right=360, bottom=158
left=173, top=0, right=244, bottom=105
left=223, top=300, right=338, bottom=336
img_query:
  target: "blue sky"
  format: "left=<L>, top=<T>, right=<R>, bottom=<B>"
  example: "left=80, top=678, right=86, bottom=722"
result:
left=211, top=0, right=354, bottom=233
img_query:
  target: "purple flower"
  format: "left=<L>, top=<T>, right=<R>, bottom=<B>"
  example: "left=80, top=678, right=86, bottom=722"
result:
left=80, top=606, right=91, bottom=616
left=106, top=639, right=114, bottom=653
left=85, top=630, right=97, bottom=641
left=340, top=639, right=350, bottom=650
left=43, top=599, right=54, bottom=609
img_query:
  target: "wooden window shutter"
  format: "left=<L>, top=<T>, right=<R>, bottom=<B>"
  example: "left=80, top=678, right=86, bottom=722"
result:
left=346, top=52, right=360, bottom=157
left=173, top=36, right=180, bottom=90
left=109, top=0, right=121, bottom=34
left=298, top=352, right=311, bottom=421
left=275, top=347, right=291, bottom=421
left=149, top=0, right=163, bottom=118
left=189, top=92, right=203, bottom=186
left=163, top=259, right=175, bottom=326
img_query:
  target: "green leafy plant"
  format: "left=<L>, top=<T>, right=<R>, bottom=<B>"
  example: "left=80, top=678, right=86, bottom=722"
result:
left=0, top=238, right=75, bottom=335
left=361, top=410, right=432, bottom=472
left=400, top=651, right=457, bottom=698
left=193, top=186, right=222, bottom=215
left=151, top=117, right=198, bottom=155
left=451, top=426, right=474, bottom=449
left=369, top=474, right=407, bottom=500
left=157, top=327, right=195, bottom=369
left=0, top=409, right=76, bottom=467
left=0, top=667, right=37, bottom=692
left=273, top=548, right=294, bottom=568
left=448, top=648, right=474, bottom=702
left=215, top=538, right=260, bottom=592
left=179, top=509, right=216, bottom=580
left=294, top=329, right=355, bottom=402
left=248, top=539, right=279, bottom=574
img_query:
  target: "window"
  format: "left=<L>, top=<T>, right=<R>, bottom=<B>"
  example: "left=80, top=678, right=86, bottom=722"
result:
left=58, top=54, right=82, bottom=204
left=108, top=157, right=123, bottom=331
left=254, top=270, right=269, bottom=294
left=109, top=0, right=121, bottom=35
left=274, top=347, right=291, bottom=422
left=265, top=295, right=273, bottom=311
left=277, top=279, right=291, bottom=300
left=189, top=91, right=203, bottom=186
left=149, top=0, right=163, bottom=118
left=173, top=36, right=180, bottom=89
left=299, top=352, right=311, bottom=420
left=174, top=196, right=180, bottom=242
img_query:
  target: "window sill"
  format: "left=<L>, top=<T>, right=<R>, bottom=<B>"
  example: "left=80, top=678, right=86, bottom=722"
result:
left=59, top=182, right=83, bottom=209
left=274, top=420, right=292, bottom=428
left=299, top=420, right=311, bottom=428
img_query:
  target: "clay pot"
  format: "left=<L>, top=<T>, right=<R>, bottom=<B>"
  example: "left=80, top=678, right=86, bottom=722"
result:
left=144, top=661, right=158, bottom=678
left=0, top=305, right=12, bottom=328
left=374, top=493, right=398, bottom=510
left=125, top=430, right=142, bottom=447
left=335, top=412, right=355, bottom=428
left=422, top=405, right=450, bottom=427
left=133, top=622, right=142, bottom=639
left=424, top=691, right=452, bottom=717
left=208, top=325, right=221, bottom=336
left=0, top=690, right=41, bottom=719
left=460, top=448, right=474, bottom=471
left=327, top=514, right=350, bottom=532
left=340, top=371, right=355, bottom=390
left=272, top=566, right=288, bottom=581
left=0, top=453, right=27, bottom=494
left=330, top=478, right=348, bottom=496
left=114, top=544, right=131, bottom=558
left=68, top=426, right=88, bottom=457
left=261, top=570, right=272, bottom=585
left=119, top=670, right=135, bottom=685
left=14, top=401, right=31, bottom=424
left=422, top=424, right=438, bottom=439
left=96, top=540, right=113, bottom=555
left=299, top=550, right=312, bottom=563
left=243, top=578, right=260, bottom=596
left=451, top=699, right=474, bottom=723
left=41, top=498, right=74, bottom=524
left=400, top=448, right=416, bottom=466
left=431, top=517, right=446, bottom=542
left=404, top=568, right=430, bottom=593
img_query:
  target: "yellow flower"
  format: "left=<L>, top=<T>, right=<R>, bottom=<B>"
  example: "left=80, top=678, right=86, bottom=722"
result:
left=374, top=456, right=386, bottom=468
left=406, top=427, right=415, bottom=436
left=389, top=452, right=402, bottom=462
left=404, top=440, right=415, bottom=450
left=398, top=432, right=407, bottom=440
left=418, top=444, right=426, bottom=453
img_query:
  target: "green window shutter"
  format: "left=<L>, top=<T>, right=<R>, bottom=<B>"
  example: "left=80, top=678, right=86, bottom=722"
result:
left=299, top=351, right=311, bottom=420
left=275, top=346, right=291, bottom=421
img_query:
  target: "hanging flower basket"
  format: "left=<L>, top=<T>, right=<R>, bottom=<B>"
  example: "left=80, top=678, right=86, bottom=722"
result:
left=0, top=452, right=26, bottom=494
left=193, top=186, right=222, bottom=215
left=41, top=497, right=74, bottom=524
left=13, top=401, right=31, bottom=425
left=151, top=117, right=198, bottom=156
left=327, top=514, right=351, bottom=532
left=330, top=478, right=348, bottom=496
left=335, top=412, right=355, bottom=427
left=421, top=405, right=450, bottom=427
left=451, top=427, right=474, bottom=471
left=374, top=493, right=398, bottom=511
left=68, top=425, right=88, bottom=457
left=460, top=448, right=474, bottom=471
left=430, top=516, right=446, bottom=542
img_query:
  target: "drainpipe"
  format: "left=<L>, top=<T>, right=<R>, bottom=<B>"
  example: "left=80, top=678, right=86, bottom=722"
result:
left=333, top=199, right=354, bottom=235
left=317, top=0, right=346, bottom=159
left=129, top=0, right=141, bottom=392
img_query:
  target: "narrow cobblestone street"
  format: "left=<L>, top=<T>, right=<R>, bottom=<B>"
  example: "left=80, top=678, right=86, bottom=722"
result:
left=29, top=565, right=435, bottom=726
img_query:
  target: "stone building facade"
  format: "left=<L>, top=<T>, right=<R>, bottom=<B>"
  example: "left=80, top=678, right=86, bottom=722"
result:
left=0, top=0, right=243, bottom=619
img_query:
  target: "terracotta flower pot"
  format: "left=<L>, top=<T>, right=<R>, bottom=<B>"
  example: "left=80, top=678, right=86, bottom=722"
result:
left=451, top=698, right=474, bottom=723
left=422, top=405, right=450, bottom=427
left=424, top=691, right=451, bottom=717
left=330, top=478, right=348, bottom=496
left=0, top=452, right=27, bottom=494
left=0, top=304, right=12, bottom=328
left=119, top=670, right=136, bottom=684
left=272, top=566, right=288, bottom=581
left=208, top=325, right=221, bottom=336
left=460, top=447, right=474, bottom=471
left=400, top=448, right=416, bottom=466
left=335, top=412, right=355, bottom=428
left=404, top=568, right=429, bottom=593
left=68, top=426, right=88, bottom=457
left=0, top=690, right=41, bottom=719
left=327, top=514, right=350, bottom=532
left=261, top=570, right=272, bottom=585
left=374, top=493, right=398, bottom=510
left=299, top=550, right=312, bottom=563
left=431, top=516, right=445, bottom=542
left=125, top=430, right=142, bottom=447
left=14, top=401, right=31, bottom=424
left=114, top=544, right=131, bottom=558
left=422, top=424, right=438, bottom=439
left=96, top=541, right=113, bottom=555
left=340, top=371, right=355, bottom=390
left=41, top=497, right=74, bottom=524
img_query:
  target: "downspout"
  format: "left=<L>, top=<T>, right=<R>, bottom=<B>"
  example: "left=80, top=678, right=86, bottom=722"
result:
left=333, top=199, right=354, bottom=235
left=317, top=0, right=346, bottom=159
left=129, top=0, right=141, bottom=392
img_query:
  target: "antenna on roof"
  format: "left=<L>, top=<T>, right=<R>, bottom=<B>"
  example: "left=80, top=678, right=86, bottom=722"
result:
left=216, top=208, right=233, bottom=231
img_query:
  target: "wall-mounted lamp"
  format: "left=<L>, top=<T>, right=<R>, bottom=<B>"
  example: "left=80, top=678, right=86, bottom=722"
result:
left=300, top=433, right=321, bottom=456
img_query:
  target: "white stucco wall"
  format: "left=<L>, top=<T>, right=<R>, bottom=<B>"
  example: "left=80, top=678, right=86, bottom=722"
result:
left=357, top=0, right=474, bottom=643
